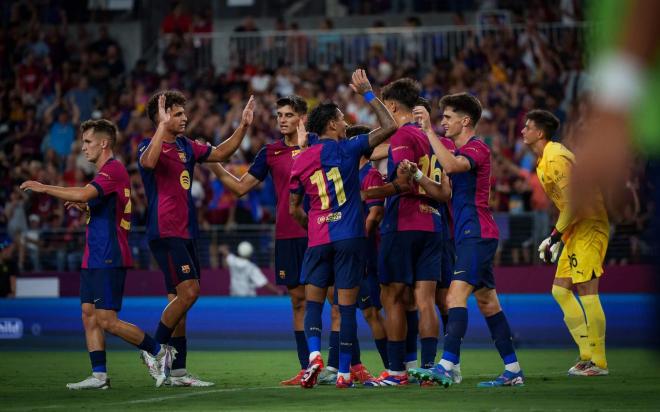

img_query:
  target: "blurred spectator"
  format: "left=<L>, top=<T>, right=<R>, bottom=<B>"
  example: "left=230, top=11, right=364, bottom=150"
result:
left=218, top=243, right=282, bottom=297
left=0, top=237, right=19, bottom=298
left=65, top=76, right=99, bottom=122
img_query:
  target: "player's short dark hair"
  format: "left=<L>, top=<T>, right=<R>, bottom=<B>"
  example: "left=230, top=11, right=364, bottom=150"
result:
left=277, top=95, right=308, bottom=115
left=80, top=119, right=118, bottom=148
left=525, top=109, right=560, bottom=140
left=306, top=102, right=339, bottom=135
left=147, top=90, right=187, bottom=124
left=415, top=97, right=432, bottom=114
left=439, top=92, right=482, bottom=127
left=381, top=78, right=421, bottom=111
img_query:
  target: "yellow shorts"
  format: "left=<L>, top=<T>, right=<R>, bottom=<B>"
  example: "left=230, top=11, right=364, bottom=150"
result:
left=555, top=221, right=609, bottom=284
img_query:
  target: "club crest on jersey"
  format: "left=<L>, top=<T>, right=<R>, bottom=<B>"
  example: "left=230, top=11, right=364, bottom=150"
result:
left=279, top=270, right=286, bottom=279
left=180, top=170, right=191, bottom=189
left=291, top=149, right=301, bottom=157
left=178, top=152, right=187, bottom=162
left=181, top=264, right=191, bottom=274
left=317, top=211, right=342, bottom=225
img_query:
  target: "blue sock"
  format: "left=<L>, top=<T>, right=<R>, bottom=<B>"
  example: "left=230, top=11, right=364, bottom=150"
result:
left=327, top=331, right=340, bottom=369
left=388, top=340, right=406, bottom=372
left=351, top=336, right=361, bottom=366
left=89, top=350, right=106, bottom=373
left=304, top=301, right=323, bottom=354
left=338, top=304, right=357, bottom=374
left=375, top=338, right=389, bottom=369
left=405, top=310, right=418, bottom=363
left=420, top=337, right=438, bottom=369
left=168, top=336, right=187, bottom=370
left=294, top=331, right=310, bottom=369
left=441, top=307, right=468, bottom=365
left=485, top=311, right=518, bottom=366
left=137, top=333, right=160, bottom=356
left=155, top=321, right=173, bottom=345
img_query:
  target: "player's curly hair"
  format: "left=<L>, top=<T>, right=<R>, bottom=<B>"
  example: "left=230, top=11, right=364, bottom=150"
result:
left=277, top=95, right=308, bottom=115
left=439, top=92, right=482, bottom=127
left=80, top=119, right=118, bottom=148
left=381, top=78, right=421, bottom=110
left=306, top=102, right=339, bottom=135
left=147, top=90, right=187, bottom=124
left=525, top=109, right=560, bottom=140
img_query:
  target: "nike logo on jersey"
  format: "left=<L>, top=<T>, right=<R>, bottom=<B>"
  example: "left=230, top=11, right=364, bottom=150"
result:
left=163, top=148, right=172, bottom=153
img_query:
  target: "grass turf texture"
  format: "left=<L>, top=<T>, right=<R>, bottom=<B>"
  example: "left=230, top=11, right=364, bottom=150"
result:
left=1, top=349, right=659, bottom=411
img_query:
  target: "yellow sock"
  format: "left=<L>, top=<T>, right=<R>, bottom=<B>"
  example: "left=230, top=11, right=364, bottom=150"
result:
left=551, top=285, right=591, bottom=361
left=580, top=294, right=607, bottom=369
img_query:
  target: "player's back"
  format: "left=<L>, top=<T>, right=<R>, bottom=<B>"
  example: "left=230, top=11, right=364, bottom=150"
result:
left=290, top=135, right=369, bottom=247
left=84, top=158, right=133, bottom=269
left=451, top=136, right=499, bottom=241
left=382, top=123, right=444, bottom=234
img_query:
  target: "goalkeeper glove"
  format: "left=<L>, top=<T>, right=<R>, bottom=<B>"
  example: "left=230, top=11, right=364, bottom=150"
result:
left=538, top=228, right=562, bottom=263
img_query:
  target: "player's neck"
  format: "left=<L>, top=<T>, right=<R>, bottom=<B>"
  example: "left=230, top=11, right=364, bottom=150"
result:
left=453, top=129, right=475, bottom=148
left=531, top=139, right=548, bottom=157
left=395, top=112, right=414, bottom=127
left=283, top=132, right=297, bottom=146
left=95, top=150, right=113, bottom=170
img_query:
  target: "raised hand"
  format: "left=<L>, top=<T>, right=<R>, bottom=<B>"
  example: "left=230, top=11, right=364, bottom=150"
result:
left=240, top=95, right=256, bottom=127
left=64, top=201, right=87, bottom=212
left=297, top=119, right=308, bottom=148
left=412, top=106, right=432, bottom=132
left=157, top=94, right=171, bottom=124
left=20, top=180, right=45, bottom=193
left=349, top=69, right=373, bottom=95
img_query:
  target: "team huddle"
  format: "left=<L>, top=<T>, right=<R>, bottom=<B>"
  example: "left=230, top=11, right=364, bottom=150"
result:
left=19, top=68, right=610, bottom=390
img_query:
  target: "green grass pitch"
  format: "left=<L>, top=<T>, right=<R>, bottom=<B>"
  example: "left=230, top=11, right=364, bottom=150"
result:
left=2, top=349, right=659, bottom=411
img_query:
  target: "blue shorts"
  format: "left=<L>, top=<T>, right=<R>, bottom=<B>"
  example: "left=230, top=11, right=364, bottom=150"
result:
left=301, top=238, right=366, bottom=289
left=358, top=271, right=382, bottom=310
left=275, top=237, right=308, bottom=287
left=453, top=238, right=499, bottom=290
left=378, top=231, right=442, bottom=285
left=438, top=239, right=456, bottom=289
left=149, top=237, right=201, bottom=295
left=80, top=268, right=126, bottom=311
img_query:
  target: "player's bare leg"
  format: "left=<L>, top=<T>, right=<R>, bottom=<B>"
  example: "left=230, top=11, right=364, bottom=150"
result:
left=67, top=304, right=109, bottom=390
left=552, top=277, right=592, bottom=374
left=281, top=284, right=309, bottom=385
left=574, top=276, right=608, bottom=376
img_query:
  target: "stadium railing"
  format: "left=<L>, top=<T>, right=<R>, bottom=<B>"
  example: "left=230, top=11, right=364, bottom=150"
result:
left=182, top=22, right=591, bottom=73
left=4, top=210, right=648, bottom=273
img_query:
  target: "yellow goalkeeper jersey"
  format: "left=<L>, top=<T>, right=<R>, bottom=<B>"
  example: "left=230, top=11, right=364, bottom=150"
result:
left=536, top=142, right=609, bottom=234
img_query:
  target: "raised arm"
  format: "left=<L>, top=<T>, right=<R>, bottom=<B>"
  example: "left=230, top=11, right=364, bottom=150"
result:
left=349, top=69, right=397, bottom=148
left=140, top=94, right=169, bottom=170
left=361, top=167, right=412, bottom=200
left=20, top=181, right=98, bottom=203
left=206, top=163, right=261, bottom=197
left=206, top=95, right=255, bottom=162
left=412, top=106, right=471, bottom=174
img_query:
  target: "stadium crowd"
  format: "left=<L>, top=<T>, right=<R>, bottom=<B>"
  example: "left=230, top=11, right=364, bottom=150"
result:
left=0, top=1, right=652, bottom=275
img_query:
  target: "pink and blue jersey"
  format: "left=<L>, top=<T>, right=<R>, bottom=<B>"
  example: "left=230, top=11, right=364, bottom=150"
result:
left=83, top=158, right=133, bottom=269
left=360, top=162, right=385, bottom=216
left=289, top=134, right=371, bottom=247
left=451, top=136, right=499, bottom=241
left=137, top=136, right=211, bottom=240
left=248, top=137, right=315, bottom=240
left=381, top=123, right=445, bottom=234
